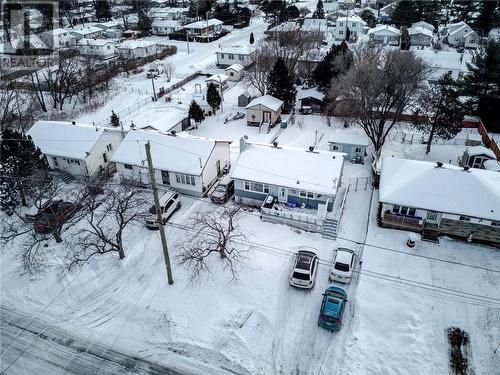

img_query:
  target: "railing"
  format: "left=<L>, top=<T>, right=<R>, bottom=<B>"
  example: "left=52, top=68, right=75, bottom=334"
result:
left=383, top=212, right=424, bottom=229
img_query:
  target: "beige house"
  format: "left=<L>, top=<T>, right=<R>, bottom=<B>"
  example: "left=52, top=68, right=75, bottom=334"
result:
left=245, top=95, right=283, bottom=126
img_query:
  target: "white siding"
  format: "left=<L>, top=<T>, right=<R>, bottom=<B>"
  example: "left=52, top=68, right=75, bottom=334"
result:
left=201, top=142, right=231, bottom=190
left=86, top=130, right=123, bottom=175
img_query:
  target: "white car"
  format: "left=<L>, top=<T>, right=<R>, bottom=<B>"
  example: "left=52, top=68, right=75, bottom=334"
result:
left=329, top=248, right=356, bottom=284
left=145, top=191, right=181, bottom=229
left=289, top=248, right=319, bottom=289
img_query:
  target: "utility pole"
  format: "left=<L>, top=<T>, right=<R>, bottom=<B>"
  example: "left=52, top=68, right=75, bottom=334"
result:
left=151, top=76, right=157, bottom=101
left=186, top=31, right=190, bottom=54
left=145, top=141, right=174, bottom=285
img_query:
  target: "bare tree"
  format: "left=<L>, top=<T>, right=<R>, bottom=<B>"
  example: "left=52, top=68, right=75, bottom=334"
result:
left=67, top=186, right=148, bottom=270
left=245, top=47, right=274, bottom=95
left=164, top=62, right=175, bottom=82
left=177, top=205, right=248, bottom=281
left=29, top=70, right=48, bottom=112
left=44, top=52, right=83, bottom=110
left=326, top=45, right=429, bottom=159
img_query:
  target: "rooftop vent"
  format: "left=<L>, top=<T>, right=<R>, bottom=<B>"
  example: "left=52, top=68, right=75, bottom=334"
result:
left=170, top=130, right=176, bottom=136
left=435, top=161, right=443, bottom=168
left=463, top=166, right=470, bottom=172
left=72, top=121, right=76, bottom=125
left=273, top=141, right=278, bottom=147
left=308, top=146, right=314, bottom=152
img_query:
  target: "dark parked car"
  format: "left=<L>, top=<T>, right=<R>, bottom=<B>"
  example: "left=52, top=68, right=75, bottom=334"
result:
left=33, top=201, right=79, bottom=233
left=318, top=287, right=348, bottom=331
left=210, top=176, right=235, bottom=204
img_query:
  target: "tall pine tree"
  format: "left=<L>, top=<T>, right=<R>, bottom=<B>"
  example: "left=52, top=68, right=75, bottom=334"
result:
left=313, top=0, right=325, bottom=19
left=461, top=41, right=500, bottom=132
left=267, top=58, right=297, bottom=113
left=189, top=100, right=205, bottom=125
left=95, top=0, right=112, bottom=21
left=249, top=32, right=254, bottom=44
left=138, top=4, right=153, bottom=36
left=206, top=83, right=221, bottom=114
left=400, top=27, right=411, bottom=50
left=413, top=73, right=465, bottom=154
left=312, top=42, right=352, bottom=91
left=392, top=0, right=418, bottom=26
left=474, top=0, right=500, bottom=36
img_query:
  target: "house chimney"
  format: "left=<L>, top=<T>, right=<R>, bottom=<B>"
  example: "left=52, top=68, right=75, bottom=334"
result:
left=72, top=121, right=76, bottom=125
left=239, top=136, right=247, bottom=153
left=435, top=161, right=443, bottom=168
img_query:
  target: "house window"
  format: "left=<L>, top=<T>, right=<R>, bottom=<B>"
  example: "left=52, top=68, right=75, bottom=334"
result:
left=220, top=53, right=224, bottom=59
left=491, top=221, right=500, bottom=226
left=392, top=205, right=401, bottom=213
left=459, top=216, right=471, bottom=222
left=52, top=156, right=58, bottom=167
left=355, top=147, right=362, bottom=153
left=106, top=143, right=113, bottom=151
left=339, top=30, right=343, bottom=35
left=352, top=22, right=356, bottom=27
left=228, top=54, right=234, bottom=59
left=332, top=145, right=339, bottom=150
left=124, top=164, right=133, bottom=170
left=244, top=181, right=250, bottom=190
left=408, top=208, right=416, bottom=216
left=175, top=173, right=195, bottom=185
left=238, top=55, right=244, bottom=60
left=427, top=211, right=438, bottom=221
left=300, top=190, right=307, bottom=198
left=339, top=22, right=343, bottom=26
left=307, top=192, right=314, bottom=199
left=190, top=176, right=195, bottom=185
left=251, top=182, right=263, bottom=192
left=264, top=185, right=270, bottom=194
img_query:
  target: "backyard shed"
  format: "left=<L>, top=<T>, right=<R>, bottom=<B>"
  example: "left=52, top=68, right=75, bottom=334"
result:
left=238, top=91, right=252, bottom=107
left=328, top=130, right=369, bottom=161
left=245, top=95, right=283, bottom=126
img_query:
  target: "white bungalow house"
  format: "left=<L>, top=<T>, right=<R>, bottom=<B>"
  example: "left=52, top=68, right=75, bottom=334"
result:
left=334, top=15, right=367, bottom=41
left=445, top=21, right=479, bottom=49
left=328, top=129, right=369, bottom=161
left=245, top=95, right=283, bottom=126
left=182, top=18, right=223, bottom=36
left=408, top=26, right=433, bottom=47
left=135, top=108, right=190, bottom=133
left=70, top=26, right=105, bottom=41
left=111, top=130, right=231, bottom=197
left=78, top=39, right=116, bottom=60
left=368, top=24, right=401, bottom=45
left=216, top=45, right=257, bottom=67
left=205, top=74, right=229, bottom=93
left=117, top=40, right=157, bottom=59
left=39, top=28, right=77, bottom=49
left=151, top=20, right=181, bottom=35
left=379, top=158, right=500, bottom=245
left=27, top=121, right=124, bottom=178
left=225, top=64, right=245, bottom=81
left=232, top=138, right=345, bottom=234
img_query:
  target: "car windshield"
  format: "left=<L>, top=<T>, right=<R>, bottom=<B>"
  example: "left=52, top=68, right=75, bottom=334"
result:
left=334, top=262, right=350, bottom=272
left=215, top=185, right=226, bottom=192
left=296, top=255, right=312, bottom=270
left=292, top=271, right=310, bottom=280
left=321, top=313, right=337, bottom=322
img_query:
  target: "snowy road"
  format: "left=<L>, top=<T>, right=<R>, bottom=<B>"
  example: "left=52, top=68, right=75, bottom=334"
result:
left=0, top=306, right=184, bottom=375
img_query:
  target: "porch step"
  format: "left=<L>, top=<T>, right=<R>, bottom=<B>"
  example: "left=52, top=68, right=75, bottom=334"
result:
left=59, top=170, right=76, bottom=184
left=422, top=230, right=440, bottom=243
left=322, top=218, right=338, bottom=240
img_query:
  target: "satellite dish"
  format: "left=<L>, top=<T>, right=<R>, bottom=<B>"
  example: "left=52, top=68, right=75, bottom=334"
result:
left=243, top=135, right=248, bottom=140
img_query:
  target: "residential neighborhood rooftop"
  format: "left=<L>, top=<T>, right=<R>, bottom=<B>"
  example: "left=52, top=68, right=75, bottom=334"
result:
left=245, top=95, right=283, bottom=112
left=379, top=157, right=500, bottom=221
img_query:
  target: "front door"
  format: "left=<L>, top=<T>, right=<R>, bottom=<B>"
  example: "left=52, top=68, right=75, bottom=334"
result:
left=161, top=170, right=170, bottom=185
left=216, top=160, right=221, bottom=175
left=426, top=211, right=438, bottom=223
left=278, top=187, right=288, bottom=203
left=263, top=111, right=271, bottom=123
left=103, top=153, right=108, bottom=163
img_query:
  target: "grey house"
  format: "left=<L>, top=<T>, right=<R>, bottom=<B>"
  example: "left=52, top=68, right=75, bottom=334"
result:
left=238, top=91, right=253, bottom=107
left=328, top=130, right=369, bottom=161
left=232, top=138, right=345, bottom=234
left=379, top=158, right=500, bottom=245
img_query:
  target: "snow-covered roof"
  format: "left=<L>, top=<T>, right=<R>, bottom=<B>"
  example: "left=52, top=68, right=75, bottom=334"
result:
left=412, top=21, right=434, bottom=31
left=297, top=88, right=325, bottom=102
left=489, top=28, right=500, bottom=42
left=232, top=142, right=344, bottom=196
left=268, top=21, right=300, bottom=33
left=329, top=130, right=369, bottom=146
left=118, top=40, right=156, bottom=49
left=449, top=24, right=473, bottom=36
left=78, top=38, right=115, bottom=46
left=379, top=158, right=500, bottom=221
left=466, top=146, right=496, bottom=158
left=111, top=130, right=220, bottom=175
left=44, top=27, right=72, bottom=36
left=245, top=95, right=283, bottom=112
left=70, top=26, right=103, bottom=35
left=152, top=19, right=181, bottom=27
left=414, top=50, right=471, bottom=72
left=336, top=15, right=366, bottom=25
left=484, top=159, right=500, bottom=171
left=302, top=18, right=328, bottom=32
left=27, top=121, right=116, bottom=160
left=183, top=18, right=223, bottom=29
left=136, top=109, right=188, bottom=132
left=217, top=45, right=256, bottom=55
left=368, top=24, right=400, bottom=35
left=225, top=63, right=244, bottom=73
left=408, top=26, right=433, bottom=37
left=205, top=74, right=228, bottom=83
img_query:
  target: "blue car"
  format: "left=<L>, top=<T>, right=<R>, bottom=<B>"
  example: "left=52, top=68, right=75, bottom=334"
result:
left=318, top=287, right=348, bottom=331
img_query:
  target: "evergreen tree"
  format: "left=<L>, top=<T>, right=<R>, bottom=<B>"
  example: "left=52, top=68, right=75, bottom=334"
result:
left=95, top=0, right=112, bottom=21
left=414, top=0, right=442, bottom=26
left=188, top=100, right=205, bottom=124
left=206, top=83, right=221, bottom=114
left=267, top=58, right=297, bottom=113
left=449, top=0, right=480, bottom=23
left=284, top=5, right=300, bottom=20
left=413, top=73, right=465, bottom=154
left=260, top=0, right=286, bottom=24
left=312, top=42, right=352, bottom=90
left=461, top=41, right=500, bottom=132
left=110, top=111, right=120, bottom=127
left=360, top=9, right=377, bottom=28
left=400, top=27, right=411, bottom=50
left=0, top=128, right=49, bottom=208
left=312, top=0, right=325, bottom=19
left=474, top=0, right=499, bottom=36
left=0, top=158, right=19, bottom=216
left=392, top=0, right=418, bottom=26
left=249, top=32, right=254, bottom=44
left=137, top=5, right=153, bottom=36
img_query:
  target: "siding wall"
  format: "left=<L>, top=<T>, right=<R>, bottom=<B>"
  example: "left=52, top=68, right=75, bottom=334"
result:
left=329, top=142, right=366, bottom=160
left=201, top=142, right=230, bottom=192
left=246, top=105, right=281, bottom=125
